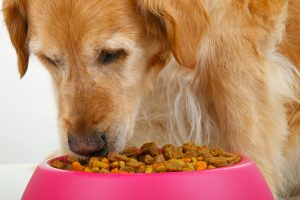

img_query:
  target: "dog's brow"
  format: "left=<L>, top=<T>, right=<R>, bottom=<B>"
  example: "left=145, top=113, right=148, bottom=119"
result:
left=104, top=34, right=135, bottom=51
left=29, top=39, right=63, bottom=61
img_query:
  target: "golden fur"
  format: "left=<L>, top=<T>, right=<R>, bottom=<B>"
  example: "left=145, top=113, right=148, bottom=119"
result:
left=3, top=0, right=300, bottom=198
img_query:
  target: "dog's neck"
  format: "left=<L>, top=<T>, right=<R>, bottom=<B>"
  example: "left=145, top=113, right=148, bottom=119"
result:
left=129, top=56, right=212, bottom=147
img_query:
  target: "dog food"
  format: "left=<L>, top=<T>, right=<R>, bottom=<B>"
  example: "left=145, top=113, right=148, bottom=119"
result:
left=50, top=142, right=240, bottom=173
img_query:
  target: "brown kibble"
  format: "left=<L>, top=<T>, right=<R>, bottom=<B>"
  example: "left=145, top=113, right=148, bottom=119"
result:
left=107, top=152, right=129, bottom=162
left=154, top=164, right=167, bottom=173
left=120, top=166, right=135, bottom=173
left=182, top=142, right=198, bottom=153
left=165, top=162, right=183, bottom=172
left=181, top=158, right=192, bottom=163
left=163, top=146, right=183, bottom=160
left=136, top=165, right=146, bottom=173
left=208, top=165, right=216, bottom=170
left=209, top=148, right=223, bottom=157
left=152, top=154, right=166, bottom=164
left=122, top=146, right=139, bottom=157
left=141, top=154, right=154, bottom=165
left=141, top=142, right=160, bottom=157
left=100, top=168, right=110, bottom=173
left=50, top=142, right=240, bottom=174
left=51, top=160, right=65, bottom=169
left=91, top=167, right=100, bottom=172
left=126, top=161, right=145, bottom=168
left=206, top=157, right=228, bottom=168
left=182, top=151, right=197, bottom=158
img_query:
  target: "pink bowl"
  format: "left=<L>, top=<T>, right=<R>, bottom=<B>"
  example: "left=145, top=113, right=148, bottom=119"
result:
left=22, top=156, right=274, bottom=200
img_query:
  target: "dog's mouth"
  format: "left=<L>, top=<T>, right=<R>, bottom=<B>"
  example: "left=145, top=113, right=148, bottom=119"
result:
left=65, top=133, right=127, bottom=159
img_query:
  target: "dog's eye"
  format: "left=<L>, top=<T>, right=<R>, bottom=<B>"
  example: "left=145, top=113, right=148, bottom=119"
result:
left=99, top=49, right=125, bottom=65
left=39, top=54, right=62, bottom=67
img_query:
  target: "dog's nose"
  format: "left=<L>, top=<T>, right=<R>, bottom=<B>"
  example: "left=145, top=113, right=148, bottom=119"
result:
left=68, top=131, right=108, bottom=156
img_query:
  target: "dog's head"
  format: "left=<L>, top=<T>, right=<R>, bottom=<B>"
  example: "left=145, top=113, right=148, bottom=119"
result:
left=3, top=0, right=287, bottom=156
left=3, top=0, right=209, bottom=156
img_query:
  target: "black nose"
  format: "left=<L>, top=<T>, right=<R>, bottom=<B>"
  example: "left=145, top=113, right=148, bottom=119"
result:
left=68, top=131, right=108, bottom=156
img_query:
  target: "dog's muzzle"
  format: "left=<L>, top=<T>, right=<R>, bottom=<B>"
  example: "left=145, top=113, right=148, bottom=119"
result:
left=68, top=130, right=108, bottom=156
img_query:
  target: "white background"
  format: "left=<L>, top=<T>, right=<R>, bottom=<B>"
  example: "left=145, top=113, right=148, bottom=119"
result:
left=0, top=0, right=60, bottom=164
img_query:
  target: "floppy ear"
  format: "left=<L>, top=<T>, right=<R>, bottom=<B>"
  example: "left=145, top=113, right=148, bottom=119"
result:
left=248, top=0, right=287, bottom=17
left=138, top=0, right=209, bottom=69
left=3, top=0, right=29, bottom=78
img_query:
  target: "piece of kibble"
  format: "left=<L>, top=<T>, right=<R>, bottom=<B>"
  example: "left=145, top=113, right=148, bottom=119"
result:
left=152, top=154, right=166, bottom=164
left=72, top=161, right=83, bottom=172
left=165, top=162, right=183, bottom=172
left=157, top=165, right=167, bottom=172
left=141, top=142, right=160, bottom=157
left=141, top=154, right=154, bottom=165
left=163, top=146, right=183, bottom=159
left=91, top=167, right=100, bottom=172
left=92, top=161, right=109, bottom=169
left=206, top=157, right=228, bottom=168
left=182, top=144, right=198, bottom=153
left=107, top=152, right=129, bottom=162
left=185, top=163, right=195, bottom=170
left=208, top=165, right=216, bottom=170
left=136, top=165, right=146, bottom=173
left=181, top=158, right=192, bottom=163
left=222, top=152, right=236, bottom=157
left=183, top=167, right=194, bottom=172
left=67, top=156, right=77, bottom=163
left=196, top=161, right=208, bottom=171
left=120, top=166, right=135, bottom=173
left=119, top=161, right=126, bottom=168
left=209, top=148, right=223, bottom=157
left=64, top=163, right=73, bottom=170
left=100, top=168, right=110, bottom=173
left=51, top=160, right=64, bottom=169
left=84, top=167, right=92, bottom=172
left=122, top=146, right=139, bottom=157
left=126, top=161, right=144, bottom=168
left=88, top=157, right=99, bottom=167
left=101, top=158, right=109, bottom=163
left=196, top=157, right=204, bottom=161
left=111, top=168, right=119, bottom=174
left=183, top=151, right=197, bottom=158
left=145, top=167, right=154, bottom=173
left=168, top=159, right=185, bottom=166
left=111, top=161, right=119, bottom=168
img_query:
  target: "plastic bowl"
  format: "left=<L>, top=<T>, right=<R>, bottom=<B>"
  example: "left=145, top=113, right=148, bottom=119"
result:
left=22, top=156, right=274, bottom=200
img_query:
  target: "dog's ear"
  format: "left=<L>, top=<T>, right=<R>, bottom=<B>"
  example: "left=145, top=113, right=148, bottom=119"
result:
left=247, top=0, right=288, bottom=46
left=3, top=0, right=29, bottom=78
left=248, top=0, right=287, bottom=16
left=138, top=0, right=209, bottom=69
left=248, top=0, right=288, bottom=28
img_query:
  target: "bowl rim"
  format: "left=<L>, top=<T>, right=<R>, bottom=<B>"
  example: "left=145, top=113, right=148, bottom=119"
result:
left=39, top=155, right=253, bottom=177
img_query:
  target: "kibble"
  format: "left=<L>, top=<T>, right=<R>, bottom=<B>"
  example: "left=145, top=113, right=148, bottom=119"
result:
left=50, top=142, right=241, bottom=174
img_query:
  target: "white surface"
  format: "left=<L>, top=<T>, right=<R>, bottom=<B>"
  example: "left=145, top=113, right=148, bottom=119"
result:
left=0, top=164, right=36, bottom=200
left=0, top=0, right=61, bottom=164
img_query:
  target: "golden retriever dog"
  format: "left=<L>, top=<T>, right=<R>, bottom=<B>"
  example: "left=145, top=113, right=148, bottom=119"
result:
left=3, top=0, right=300, bottom=199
